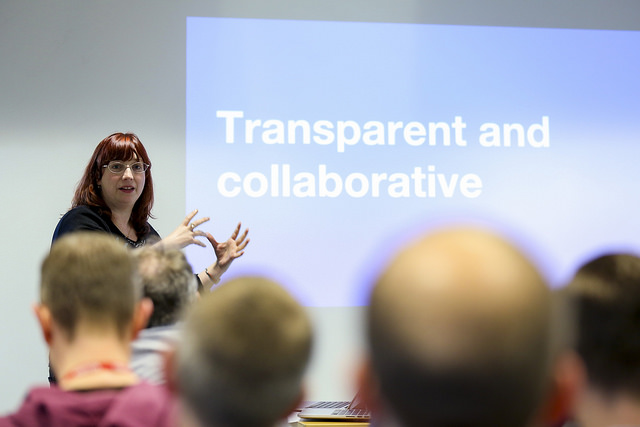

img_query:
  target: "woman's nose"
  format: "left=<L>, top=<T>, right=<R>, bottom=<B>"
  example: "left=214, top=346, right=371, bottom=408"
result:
left=122, top=165, right=134, bottom=179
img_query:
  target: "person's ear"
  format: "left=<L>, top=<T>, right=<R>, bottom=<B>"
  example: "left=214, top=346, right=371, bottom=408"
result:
left=538, top=350, right=585, bottom=427
left=32, top=303, right=53, bottom=346
left=131, top=297, right=154, bottom=339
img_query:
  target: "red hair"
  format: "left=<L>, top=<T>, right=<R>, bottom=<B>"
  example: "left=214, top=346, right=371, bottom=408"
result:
left=72, top=132, right=154, bottom=235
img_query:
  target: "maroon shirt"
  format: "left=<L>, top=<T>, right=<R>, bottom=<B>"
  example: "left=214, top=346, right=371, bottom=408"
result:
left=0, top=382, right=176, bottom=427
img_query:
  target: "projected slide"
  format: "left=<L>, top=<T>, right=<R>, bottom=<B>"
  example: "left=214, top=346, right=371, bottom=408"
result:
left=186, top=17, right=640, bottom=306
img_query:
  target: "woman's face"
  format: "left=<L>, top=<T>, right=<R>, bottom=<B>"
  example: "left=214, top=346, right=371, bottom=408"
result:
left=98, top=156, right=146, bottom=213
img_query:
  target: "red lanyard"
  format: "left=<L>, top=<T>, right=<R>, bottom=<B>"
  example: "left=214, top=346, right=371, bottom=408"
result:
left=61, top=361, right=132, bottom=381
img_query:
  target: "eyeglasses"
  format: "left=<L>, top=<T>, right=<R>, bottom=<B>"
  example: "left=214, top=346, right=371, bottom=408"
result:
left=103, top=161, right=150, bottom=174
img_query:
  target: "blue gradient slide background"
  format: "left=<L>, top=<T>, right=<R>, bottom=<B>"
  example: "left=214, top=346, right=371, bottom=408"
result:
left=186, top=17, right=640, bottom=306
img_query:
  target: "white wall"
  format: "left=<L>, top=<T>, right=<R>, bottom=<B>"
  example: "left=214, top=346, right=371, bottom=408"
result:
left=0, top=0, right=638, bottom=413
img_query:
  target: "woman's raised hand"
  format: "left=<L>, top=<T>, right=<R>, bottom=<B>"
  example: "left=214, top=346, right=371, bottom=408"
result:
left=161, top=209, right=210, bottom=250
left=206, top=222, right=250, bottom=270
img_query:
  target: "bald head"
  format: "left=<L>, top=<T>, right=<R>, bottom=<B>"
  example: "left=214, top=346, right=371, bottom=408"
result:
left=368, top=228, right=557, bottom=427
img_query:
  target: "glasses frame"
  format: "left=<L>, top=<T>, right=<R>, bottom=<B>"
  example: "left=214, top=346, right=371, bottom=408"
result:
left=102, top=161, right=150, bottom=175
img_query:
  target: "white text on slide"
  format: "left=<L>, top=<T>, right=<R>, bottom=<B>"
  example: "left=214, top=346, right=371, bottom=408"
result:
left=217, top=164, right=482, bottom=199
left=216, top=110, right=550, bottom=153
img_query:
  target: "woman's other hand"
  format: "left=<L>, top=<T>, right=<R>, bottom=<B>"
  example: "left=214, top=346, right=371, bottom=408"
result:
left=206, top=222, right=250, bottom=271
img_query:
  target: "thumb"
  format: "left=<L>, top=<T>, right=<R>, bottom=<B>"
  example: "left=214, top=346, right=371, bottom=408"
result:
left=206, top=232, right=219, bottom=247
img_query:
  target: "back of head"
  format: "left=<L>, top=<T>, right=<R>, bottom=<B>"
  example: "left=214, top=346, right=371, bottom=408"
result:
left=367, top=227, right=557, bottom=427
left=564, top=253, right=640, bottom=396
left=41, top=232, right=141, bottom=339
left=135, top=246, right=197, bottom=328
left=177, top=276, right=313, bottom=427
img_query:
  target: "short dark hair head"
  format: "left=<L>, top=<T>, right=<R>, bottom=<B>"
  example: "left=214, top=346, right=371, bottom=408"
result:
left=41, top=232, right=141, bottom=339
left=177, top=276, right=312, bottom=427
left=134, top=246, right=196, bottom=328
left=565, top=253, right=640, bottom=396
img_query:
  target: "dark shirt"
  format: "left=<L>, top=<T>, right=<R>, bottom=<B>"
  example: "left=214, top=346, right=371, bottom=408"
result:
left=52, top=205, right=160, bottom=248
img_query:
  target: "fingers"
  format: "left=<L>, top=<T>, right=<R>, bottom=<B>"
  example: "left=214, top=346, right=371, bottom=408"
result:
left=200, top=224, right=249, bottom=252
left=191, top=216, right=210, bottom=229
left=236, top=237, right=250, bottom=251
left=192, top=239, right=207, bottom=248
left=229, top=222, right=241, bottom=239
left=233, top=239, right=250, bottom=259
left=185, top=231, right=207, bottom=248
left=205, top=232, right=219, bottom=247
left=182, top=209, right=198, bottom=226
left=183, top=210, right=209, bottom=234
left=233, top=233, right=250, bottom=259
left=236, top=228, right=249, bottom=244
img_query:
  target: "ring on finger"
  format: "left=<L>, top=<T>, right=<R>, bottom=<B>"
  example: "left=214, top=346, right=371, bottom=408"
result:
left=190, top=224, right=195, bottom=230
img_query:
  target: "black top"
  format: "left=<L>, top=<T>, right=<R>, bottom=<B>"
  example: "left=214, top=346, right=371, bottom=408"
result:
left=52, top=204, right=203, bottom=289
left=52, top=205, right=160, bottom=248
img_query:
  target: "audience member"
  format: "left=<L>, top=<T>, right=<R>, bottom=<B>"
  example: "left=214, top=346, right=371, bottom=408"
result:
left=171, top=276, right=313, bottom=427
left=358, top=227, right=582, bottom=427
left=130, top=246, right=199, bottom=384
left=0, top=233, right=175, bottom=426
left=563, top=253, right=640, bottom=427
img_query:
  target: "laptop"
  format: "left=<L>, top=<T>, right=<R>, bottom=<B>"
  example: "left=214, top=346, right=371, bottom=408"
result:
left=297, top=391, right=371, bottom=421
